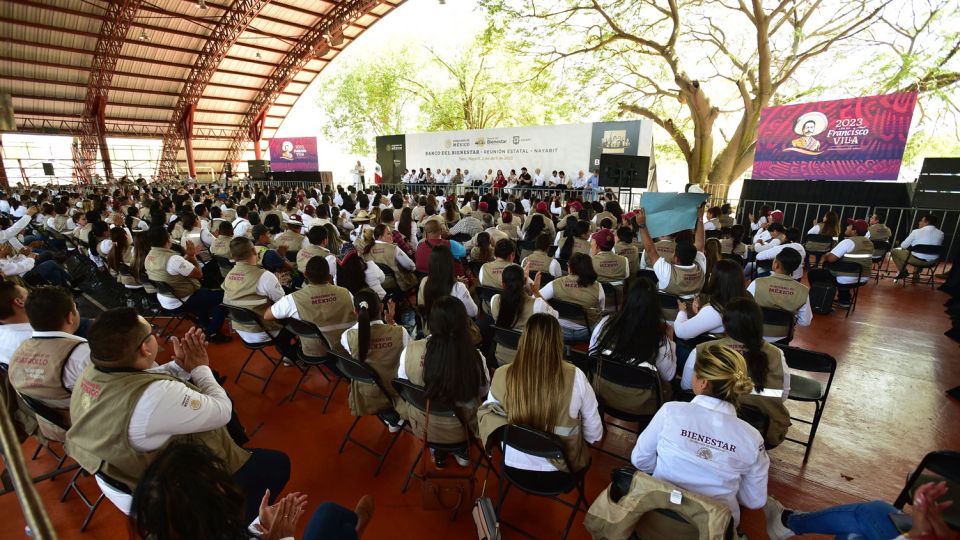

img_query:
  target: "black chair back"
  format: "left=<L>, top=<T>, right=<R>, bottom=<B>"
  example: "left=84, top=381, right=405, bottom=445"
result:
left=491, top=325, right=522, bottom=349
left=476, top=285, right=500, bottom=307
left=450, top=233, right=471, bottom=243
left=531, top=270, right=554, bottom=286
left=499, top=424, right=565, bottom=462
left=637, top=269, right=658, bottom=283
left=910, top=244, right=943, bottom=257
left=221, top=304, right=272, bottom=336
left=547, top=245, right=558, bottom=258
left=596, top=356, right=661, bottom=393
left=556, top=258, right=569, bottom=273
left=467, top=260, right=485, bottom=278
left=332, top=351, right=378, bottom=385
left=704, top=230, right=722, bottom=240
left=391, top=378, right=457, bottom=418
left=154, top=280, right=188, bottom=303
left=737, top=403, right=770, bottom=436
left=778, top=345, right=836, bottom=374
left=566, top=349, right=594, bottom=375
left=871, top=240, right=891, bottom=259
left=825, top=260, right=863, bottom=282
left=548, top=298, right=588, bottom=328
left=284, top=318, right=330, bottom=342
left=804, top=234, right=835, bottom=252
left=761, top=307, right=795, bottom=341
left=517, top=239, right=536, bottom=255
left=721, top=253, right=745, bottom=267
left=18, top=393, right=70, bottom=431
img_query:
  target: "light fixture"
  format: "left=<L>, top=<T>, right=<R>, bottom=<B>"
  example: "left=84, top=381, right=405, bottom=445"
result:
left=255, top=51, right=262, bottom=60
left=197, top=0, right=208, bottom=8
left=138, top=29, right=149, bottom=41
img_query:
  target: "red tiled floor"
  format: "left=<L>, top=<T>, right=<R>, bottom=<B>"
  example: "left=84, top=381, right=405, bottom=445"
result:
left=1, top=276, right=957, bottom=539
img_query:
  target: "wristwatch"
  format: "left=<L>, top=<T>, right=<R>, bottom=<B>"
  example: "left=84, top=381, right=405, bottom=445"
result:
left=637, top=224, right=646, bottom=229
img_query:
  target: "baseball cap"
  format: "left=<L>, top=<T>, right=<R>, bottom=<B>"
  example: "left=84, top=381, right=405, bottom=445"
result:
left=847, top=218, right=868, bottom=235
left=622, top=211, right=637, bottom=222
left=536, top=201, right=549, bottom=214
left=592, top=228, right=615, bottom=250
left=478, top=201, right=489, bottom=212
left=568, top=201, right=583, bottom=212
left=770, top=210, right=784, bottom=222
left=304, top=204, right=315, bottom=214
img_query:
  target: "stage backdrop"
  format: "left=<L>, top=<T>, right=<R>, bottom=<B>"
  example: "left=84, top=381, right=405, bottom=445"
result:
left=377, top=120, right=654, bottom=184
left=752, top=92, right=917, bottom=181
left=267, top=136, right=319, bottom=172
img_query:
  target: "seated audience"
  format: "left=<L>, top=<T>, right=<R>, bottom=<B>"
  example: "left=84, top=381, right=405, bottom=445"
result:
left=479, top=238, right=519, bottom=288
left=591, top=228, right=629, bottom=282
left=519, top=232, right=562, bottom=278
left=491, top=265, right=558, bottom=365
left=337, top=249, right=387, bottom=300
left=808, top=218, right=873, bottom=308
left=748, top=247, right=812, bottom=341
left=538, top=252, right=604, bottom=342
left=362, top=224, right=417, bottom=291
left=674, top=259, right=748, bottom=340
left=754, top=227, right=805, bottom=279
left=891, top=213, right=945, bottom=280
left=613, top=226, right=640, bottom=277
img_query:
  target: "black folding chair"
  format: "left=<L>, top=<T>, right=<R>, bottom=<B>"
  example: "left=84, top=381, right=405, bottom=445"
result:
left=761, top=306, right=795, bottom=345
left=213, top=255, right=235, bottom=280
left=450, top=232, right=471, bottom=243
left=825, top=259, right=867, bottom=317
left=870, top=240, right=891, bottom=284
left=476, top=285, right=500, bottom=317
left=490, top=424, right=590, bottom=540
left=333, top=351, right=403, bottom=476
left=600, top=281, right=623, bottom=314
left=657, top=291, right=682, bottom=322
left=737, top=403, right=771, bottom=444
left=282, top=318, right=344, bottom=412
left=902, top=244, right=943, bottom=288
left=566, top=349, right=594, bottom=375
left=721, top=252, right=745, bottom=267
left=221, top=304, right=282, bottom=394
left=531, top=270, right=554, bottom=286
left=592, top=355, right=663, bottom=461
left=391, top=379, right=496, bottom=500
left=517, top=239, right=536, bottom=259
left=547, top=298, right=594, bottom=339
left=556, top=258, right=569, bottom=273
left=376, top=263, right=402, bottom=296
left=151, top=280, right=202, bottom=339
left=893, top=450, right=960, bottom=530
left=804, top=234, right=836, bottom=269
left=637, top=268, right=658, bottom=284
left=778, top=345, right=836, bottom=462
left=491, top=325, right=522, bottom=366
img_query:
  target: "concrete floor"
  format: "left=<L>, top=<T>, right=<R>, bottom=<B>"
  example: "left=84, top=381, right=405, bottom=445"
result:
left=1, top=276, right=957, bottom=539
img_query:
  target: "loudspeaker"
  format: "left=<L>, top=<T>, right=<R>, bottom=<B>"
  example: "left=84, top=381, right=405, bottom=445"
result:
left=247, top=159, right=271, bottom=180
left=42, top=162, right=55, bottom=176
left=598, top=154, right=649, bottom=189
left=224, top=162, right=233, bottom=178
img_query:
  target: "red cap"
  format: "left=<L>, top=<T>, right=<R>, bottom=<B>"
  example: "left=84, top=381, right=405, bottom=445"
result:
left=304, top=204, right=315, bottom=214
left=591, top=228, right=615, bottom=250
left=568, top=201, right=583, bottom=212
left=622, top=211, right=637, bottom=221
left=478, top=201, right=489, bottom=212
left=536, top=201, right=549, bottom=214
left=771, top=210, right=784, bottom=222
left=847, top=218, right=868, bottom=235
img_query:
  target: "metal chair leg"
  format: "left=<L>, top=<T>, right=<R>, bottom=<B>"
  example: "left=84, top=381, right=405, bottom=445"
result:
left=257, top=349, right=281, bottom=394
left=235, top=349, right=258, bottom=384
left=338, top=417, right=363, bottom=454
left=321, top=377, right=343, bottom=414
left=80, top=493, right=106, bottom=532
left=374, top=428, right=403, bottom=476
left=400, top=446, right=423, bottom=493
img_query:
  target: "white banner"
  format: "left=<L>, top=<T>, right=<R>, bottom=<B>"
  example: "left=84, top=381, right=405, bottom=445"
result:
left=403, top=120, right=652, bottom=177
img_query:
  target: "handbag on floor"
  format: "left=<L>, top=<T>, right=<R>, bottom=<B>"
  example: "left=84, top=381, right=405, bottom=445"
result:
left=419, top=400, right=475, bottom=519
left=472, top=479, right=501, bottom=540
left=809, top=283, right=836, bottom=314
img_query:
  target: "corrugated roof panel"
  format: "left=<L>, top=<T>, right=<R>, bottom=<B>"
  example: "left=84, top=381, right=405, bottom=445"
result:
left=196, top=97, right=249, bottom=114
left=201, top=85, right=257, bottom=101
left=112, top=75, right=183, bottom=95
left=113, top=58, right=190, bottom=79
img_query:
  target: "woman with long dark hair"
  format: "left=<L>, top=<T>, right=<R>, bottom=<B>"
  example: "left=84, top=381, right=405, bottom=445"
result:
left=336, top=249, right=387, bottom=300
left=519, top=232, right=562, bottom=278
left=478, top=314, right=601, bottom=472
left=538, top=252, right=603, bottom=342
left=673, top=258, right=749, bottom=340
left=418, top=245, right=477, bottom=322
left=681, top=298, right=790, bottom=447
left=557, top=219, right=591, bottom=260
left=398, top=296, right=488, bottom=467
left=470, top=231, right=494, bottom=262
left=397, top=206, right=416, bottom=245
left=491, top=265, right=558, bottom=365
left=521, top=212, right=547, bottom=242
left=342, top=290, right=409, bottom=432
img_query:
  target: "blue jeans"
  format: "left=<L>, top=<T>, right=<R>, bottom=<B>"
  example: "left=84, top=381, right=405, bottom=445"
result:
left=562, top=325, right=590, bottom=343
left=25, top=260, right=71, bottom=286
left=303, top=502, right=358, bottom=540
left=232, top=448, right=291, bottom=522
left=786, top=501, right=903, bottom=540
left=180, top=288, right=227, bottom=335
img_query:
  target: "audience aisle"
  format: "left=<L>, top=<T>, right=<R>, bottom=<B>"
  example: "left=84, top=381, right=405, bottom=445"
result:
left=1, top=278, right=956, bottom=539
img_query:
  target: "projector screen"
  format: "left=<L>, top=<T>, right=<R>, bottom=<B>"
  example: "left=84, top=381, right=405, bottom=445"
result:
left=267, top=136, right=319, bottom=172
left=752, top=92, right=917, bottom=181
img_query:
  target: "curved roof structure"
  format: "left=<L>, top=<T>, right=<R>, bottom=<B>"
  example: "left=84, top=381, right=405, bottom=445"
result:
left=1, top=0, right=404, bottom=179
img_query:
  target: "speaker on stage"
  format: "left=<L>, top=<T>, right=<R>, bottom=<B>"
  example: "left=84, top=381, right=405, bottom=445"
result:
left=42, top=162, right=54, bottom=176
left=224, top=162, right=233, bottom=178
left=598, top=154, right=649, bottom=189
left=247, top=160, right=271, bottom=180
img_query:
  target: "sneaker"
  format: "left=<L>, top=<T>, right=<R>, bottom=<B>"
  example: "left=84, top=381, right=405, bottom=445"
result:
left=206, top=333, right=232, bottom=344
left=282, top=357, right=294, bottom=367
left=836, top=301, right=851, bottom=308
left=453, top=451, right=471, bottom=467
left=763, top=497, right=795, bottom=540
left=381, top=417, right=404, bottom=433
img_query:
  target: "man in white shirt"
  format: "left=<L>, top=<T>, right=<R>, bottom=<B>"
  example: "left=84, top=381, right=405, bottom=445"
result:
left=532, top=168, right=545, bottom=187
left=891, top=214, right=945, bottom=279
left=1, top=204, right=39, bottom=244
left=754, top=227, right=806, bottom=280
left=638, top=207, right=707, bottom=299
left=572, top=170, right=589, bottom=189
left=66, top=311, right=290, bottom=521
left=809, top=219, right=872, bottom=308
left=232, top=205, right=251, bottom=238
left=748, top=247, right=813, bottom=341
left=0, top=281, right=38, bottom=365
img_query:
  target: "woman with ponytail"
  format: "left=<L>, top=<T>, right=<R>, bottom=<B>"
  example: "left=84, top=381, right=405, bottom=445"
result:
left=631, top=343, right=770, bottom=530
left=336, top=249, right=387, bottom=300
left=491, top=264, right=558, bottom=365
left=681, top=297, right=791, bottom=447
left=342, top=290, right=409, bottom=432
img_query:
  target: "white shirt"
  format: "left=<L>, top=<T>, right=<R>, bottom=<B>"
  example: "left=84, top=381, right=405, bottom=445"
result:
left=129, top=364, right=234, bottom=452
left=29, top=331, right=91, bottom=390
left=1, top=214, right=33, bottom=243
left=232, top=217, right=251, bottom=238
left=899, top=225, right=944, bottom=260
left=673, top=305, right=724, bottom=339
left=0, top=322, right=34, bottom=365
left=340, top=320, right=411, bottom=355
left=232, top=270, right=286, bottom=344
left=828, top=238, right=870, bottom=284
left=753, top=237, right=781, bottom=253
left=652, top=252, right=707, bottom=298
left=482, top=366, right=602, bottom=471
left=747, top=280, right=813, bottom=341
left=363, top=260, right=387, bottom=300
left=681, top=345, right=790, bottom=400
left=0, top=254, right=36, bottom=277
left=155, top=254, right=200, bottom=309
left=532, top=174, right=545, bottom=186
left=519, top=254, right=562, bottom=278
left=754, top=242, right=806, bottom=280
left=538, top=279, right=605, bottom=331
left=572, top=176, right=589, bottom=189
left=588, top=316, right=676, bottom=381
left=631, top=395, right=769, bottom=525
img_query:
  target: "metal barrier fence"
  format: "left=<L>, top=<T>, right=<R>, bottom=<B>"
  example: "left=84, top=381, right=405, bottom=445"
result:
left=736, top=198, right=959, bottom=263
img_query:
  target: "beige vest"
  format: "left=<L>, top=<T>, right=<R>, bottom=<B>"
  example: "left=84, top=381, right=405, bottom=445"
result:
left=572, top=237, right=591, bottom=256
left=66, top=367, right=250, bottom=492
left=480, top=260, right=517, bottom=288
left=490, top=295, right=535, bottom=365
left=522, top=251, right=554, bottom=275
left=645, top=240, right=676, bottom=266
left=868, top=223, right=891, bottom=242
left=144, top=247, right=200, bottom=299
left=753, top=274, right=808, bottom=337
left=290, top=284, right=356, bottom=357
left=78, top=223, right=93, bottom=245
left=593, top=251, right=628, bottom=282
left=664, top=263, right=705, bottom=297
left=497, top=222, right=519, bottom=239
left=345, top=324, right=406, bottom=416
left=365, top=242, right=416, bottom=290
left=552, top=275, right=602, bottom=327
left=479, top=361, right=589, bottom=472
left=836, top=236, right=874, bottom=277
left=718, top=215, right=735, bottom=228
left=274, top=230, right=304, bottom=252
left=210, top=234, right=233, bottom=259
left=222, top=262, right=282, bottom=334
left=297, top=244, right=332, bottom=273
left=53, top=215, right=70, bottom=232
left=9, top=337, right=84, bottom=412
left=614, top=242, right=640, bottom=276
left=584, top=469, right=732, bottom=540
left=398, top=339, right=480, bottom=444
left=696, top=338, right=790, bottom=447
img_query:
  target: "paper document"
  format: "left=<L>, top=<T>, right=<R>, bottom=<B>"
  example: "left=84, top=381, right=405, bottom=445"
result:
left=640, top=192, right=710, bottom=238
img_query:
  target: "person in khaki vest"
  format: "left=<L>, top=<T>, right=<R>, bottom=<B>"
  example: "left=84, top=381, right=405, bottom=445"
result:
left=748, top=247, right=812, bottom=341
left=8, top=286, right=88, bottom=441
left=478, top=314, right=602, bottom=473
left=590, top=228, right=629, bottom=282
left=808, top=218, right=873, bottom=308
left=361, top=223, right=417, bottom=291
left=538, top=253, right=605, bottom=343
left=144, top=227, right=230, bottom=343
left=264, top=256, right=356, bottom=358
left=865, top=212, right=892, bottom=243
left=632, top=343, right=770, bottom=530
left=297, top=225, right=338, bottom=281
left=252, top=224, right=293, bottom=276
left=479, top=238, right=520, bottom=288
left=519, top=231, right=562, bottom=278
left=66, top=311, right=290, bottom=520
left=681, top=299, right=791, bottom=447
left=613, top=226, right=640, bottom=278
left=638, top=206, right=706, bottom=299
left=398, top=296, right=488, bottom=468
left=209, top=220, right=234, bottom=259
left=589, top=279, right=676, bottom=415
left=340, top=290, right=410, bottom=432
left=222, top=237, right=297, bottom=360
left=491, top=265, right=559, bottom=365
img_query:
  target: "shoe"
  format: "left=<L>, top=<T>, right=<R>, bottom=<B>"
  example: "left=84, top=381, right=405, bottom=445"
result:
left=836, top=301, right=851, bottom=308
left=282, top=357, right=294, bottom=367
left=894, top=270, right=908, bottom=280
left=453, top=451, right=471, bottom=467
left=381, top=416, right=404, bottom=433
left=763, top=497, right=795, bottom=540
left=354, top=495, right=375, bottom=539
left=433, top=452, right=447, bottom=469
left=206, top=333, right=232, bottom=344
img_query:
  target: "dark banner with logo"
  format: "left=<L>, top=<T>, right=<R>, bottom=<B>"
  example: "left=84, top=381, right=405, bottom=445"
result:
left=375, top=134, right=406, bottom=184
